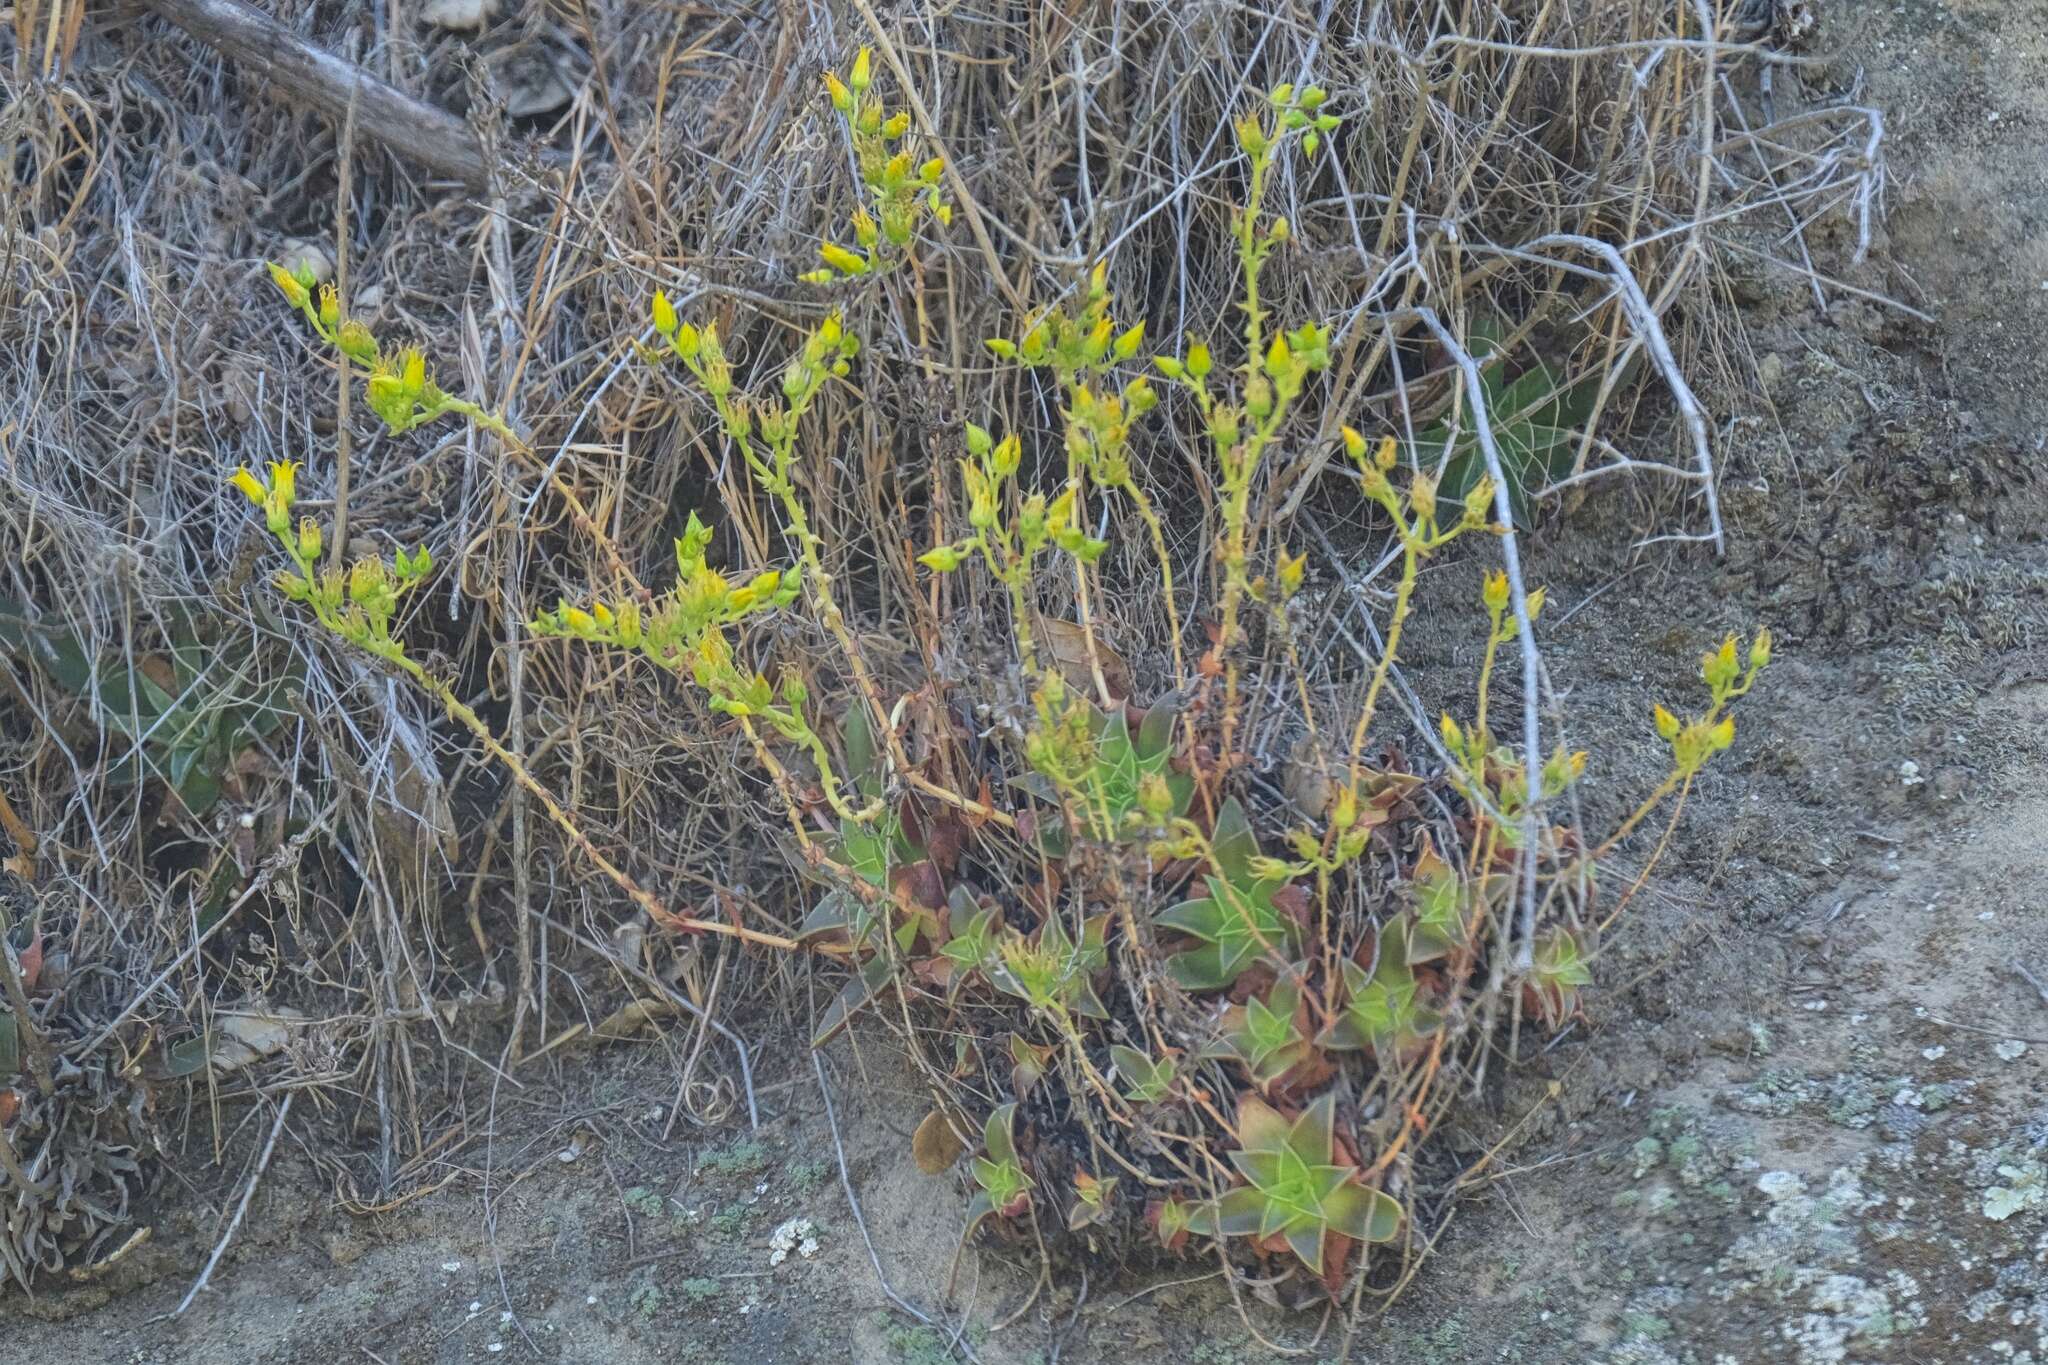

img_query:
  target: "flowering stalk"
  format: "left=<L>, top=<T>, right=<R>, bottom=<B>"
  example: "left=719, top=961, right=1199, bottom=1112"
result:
left=226, top=461, right=796, bottom=948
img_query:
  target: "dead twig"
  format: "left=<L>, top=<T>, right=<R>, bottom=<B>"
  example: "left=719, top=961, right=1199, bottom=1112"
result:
left=143, top=0, right=491, bottom=187
left=174, top=1091, right=294, bottom=1316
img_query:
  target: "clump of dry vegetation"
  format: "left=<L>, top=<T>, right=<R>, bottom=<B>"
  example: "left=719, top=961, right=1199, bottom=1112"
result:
left=0, top=0, right=1881, bottom=1329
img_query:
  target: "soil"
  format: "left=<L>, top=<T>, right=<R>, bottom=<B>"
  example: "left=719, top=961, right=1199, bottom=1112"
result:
left=8, top=2, right=2048, bottom=1361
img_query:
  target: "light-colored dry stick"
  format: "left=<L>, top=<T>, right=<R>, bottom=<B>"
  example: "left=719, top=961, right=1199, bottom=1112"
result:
left=329, top=91, right=356, bottom=570
left=1479, top=235, right=1724, bottom=552
left=1403, top=309, right=1545, bottom=970
left=2013, top=961, right=2048, bottom=1010
left=144, top=0, right=490, bottom=187
left=175, top=1091, right=294, bottom=1315
left=812, top=1047, right=983, bottom=1363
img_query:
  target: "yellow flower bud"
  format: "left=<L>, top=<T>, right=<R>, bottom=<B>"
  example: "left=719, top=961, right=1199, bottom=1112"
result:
left=992, top=433, right=1021, bottom=479
left=651, top=290, right=678, bottom=336
left=1482, top=569, right=1509, bottom=615
left=1187, top=342, right=1212, bottom=379
left=1277, top=548, right=1306, bottom=597
left=1409, top=471, right=1437, bottom=525
left=267, top=261, right=309, bottom=310
left=1652, top=704, right=1680, bottom=741
left=1748, top=628, right=1773, bottom=669
left=266, top=460, right=298, bottom=507
left=819, top=242, right=868, bottom=276
left=1463, top=475, right=1495, bottom=526
left=823, top=71, right=853, bottom=113
left=1264, top=334, right=1290, bottom=378
left=1332, top=785, right=1358, bottom=831
left=317, top=284, right=340, bottom=329
left=336, top=319, right=378, bottom=364
left=297, top=517, right=322, bottom=563
left=849, top=47, right=872, bottom=94
left=229, top=467, right=266, bottom=507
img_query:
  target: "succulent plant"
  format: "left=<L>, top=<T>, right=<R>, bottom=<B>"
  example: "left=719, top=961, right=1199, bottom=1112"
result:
left=966, top=1102, right=1032, bottom=1235
left=1108, top=1044, right=1178, bottom=1104
left=1318, top=919, right=1443, bottom=1059
left=1157, top=798, right=1302, bottom=990
left=991, top=911, right=1111, bottom=1020
left=1203, top=973, right=1319, bottom=1088
left=1189, top=1094, right=1401, bottom=1275
left=1522, top=927, right=1593, bottom=1026
left=1403, top=841, right=1470, bottom=964
left=1017, top=691, right=1192, bottom=851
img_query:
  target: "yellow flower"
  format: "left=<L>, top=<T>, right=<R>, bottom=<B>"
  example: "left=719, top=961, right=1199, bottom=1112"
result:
left=819, top=242, right=868, bottom=276
left=823, top=71, right=853, bottom=113
left=651, top=290, right=678, bottom=336
left=267, top=262, right=309, bottom=310
left=266, top=460, right=298, bottom=506
left=400, top=348, right=428, bottom=400
left=849, top=47, right=872, bottom=94
left=336, top=320, right=379, bottom=364
left=229, top=467, right=267, bottom=506
left=1481, top=569, right=1510, bottom=615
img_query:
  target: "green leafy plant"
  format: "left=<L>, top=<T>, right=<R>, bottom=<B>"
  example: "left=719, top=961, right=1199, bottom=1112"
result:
left=1522, top=928, right=1594, bottom=1027
left=1204, top=974, right=1318, bottom=1089
left=1189, top=1094, right=1401, bottom=1276
left=1156, top=799, right=1302, bottom=990
left=990, top=912, right=1110, bottom=1021
left=804, top=47, right=951, bottom=284
left=1068, top=1169, right=1120, bottom=1232
left=1319, top=920, right=1444, bottom=1060
left=1109, top=1044, right=1178, bottom=1104
left=965, top=1102, right=1031, bottom=1236
left=1015, top=686, right=1191, bottom=849
left=0, top=598, right=292, bottom=816
left=230, top=54, right=1778, bottom=1310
